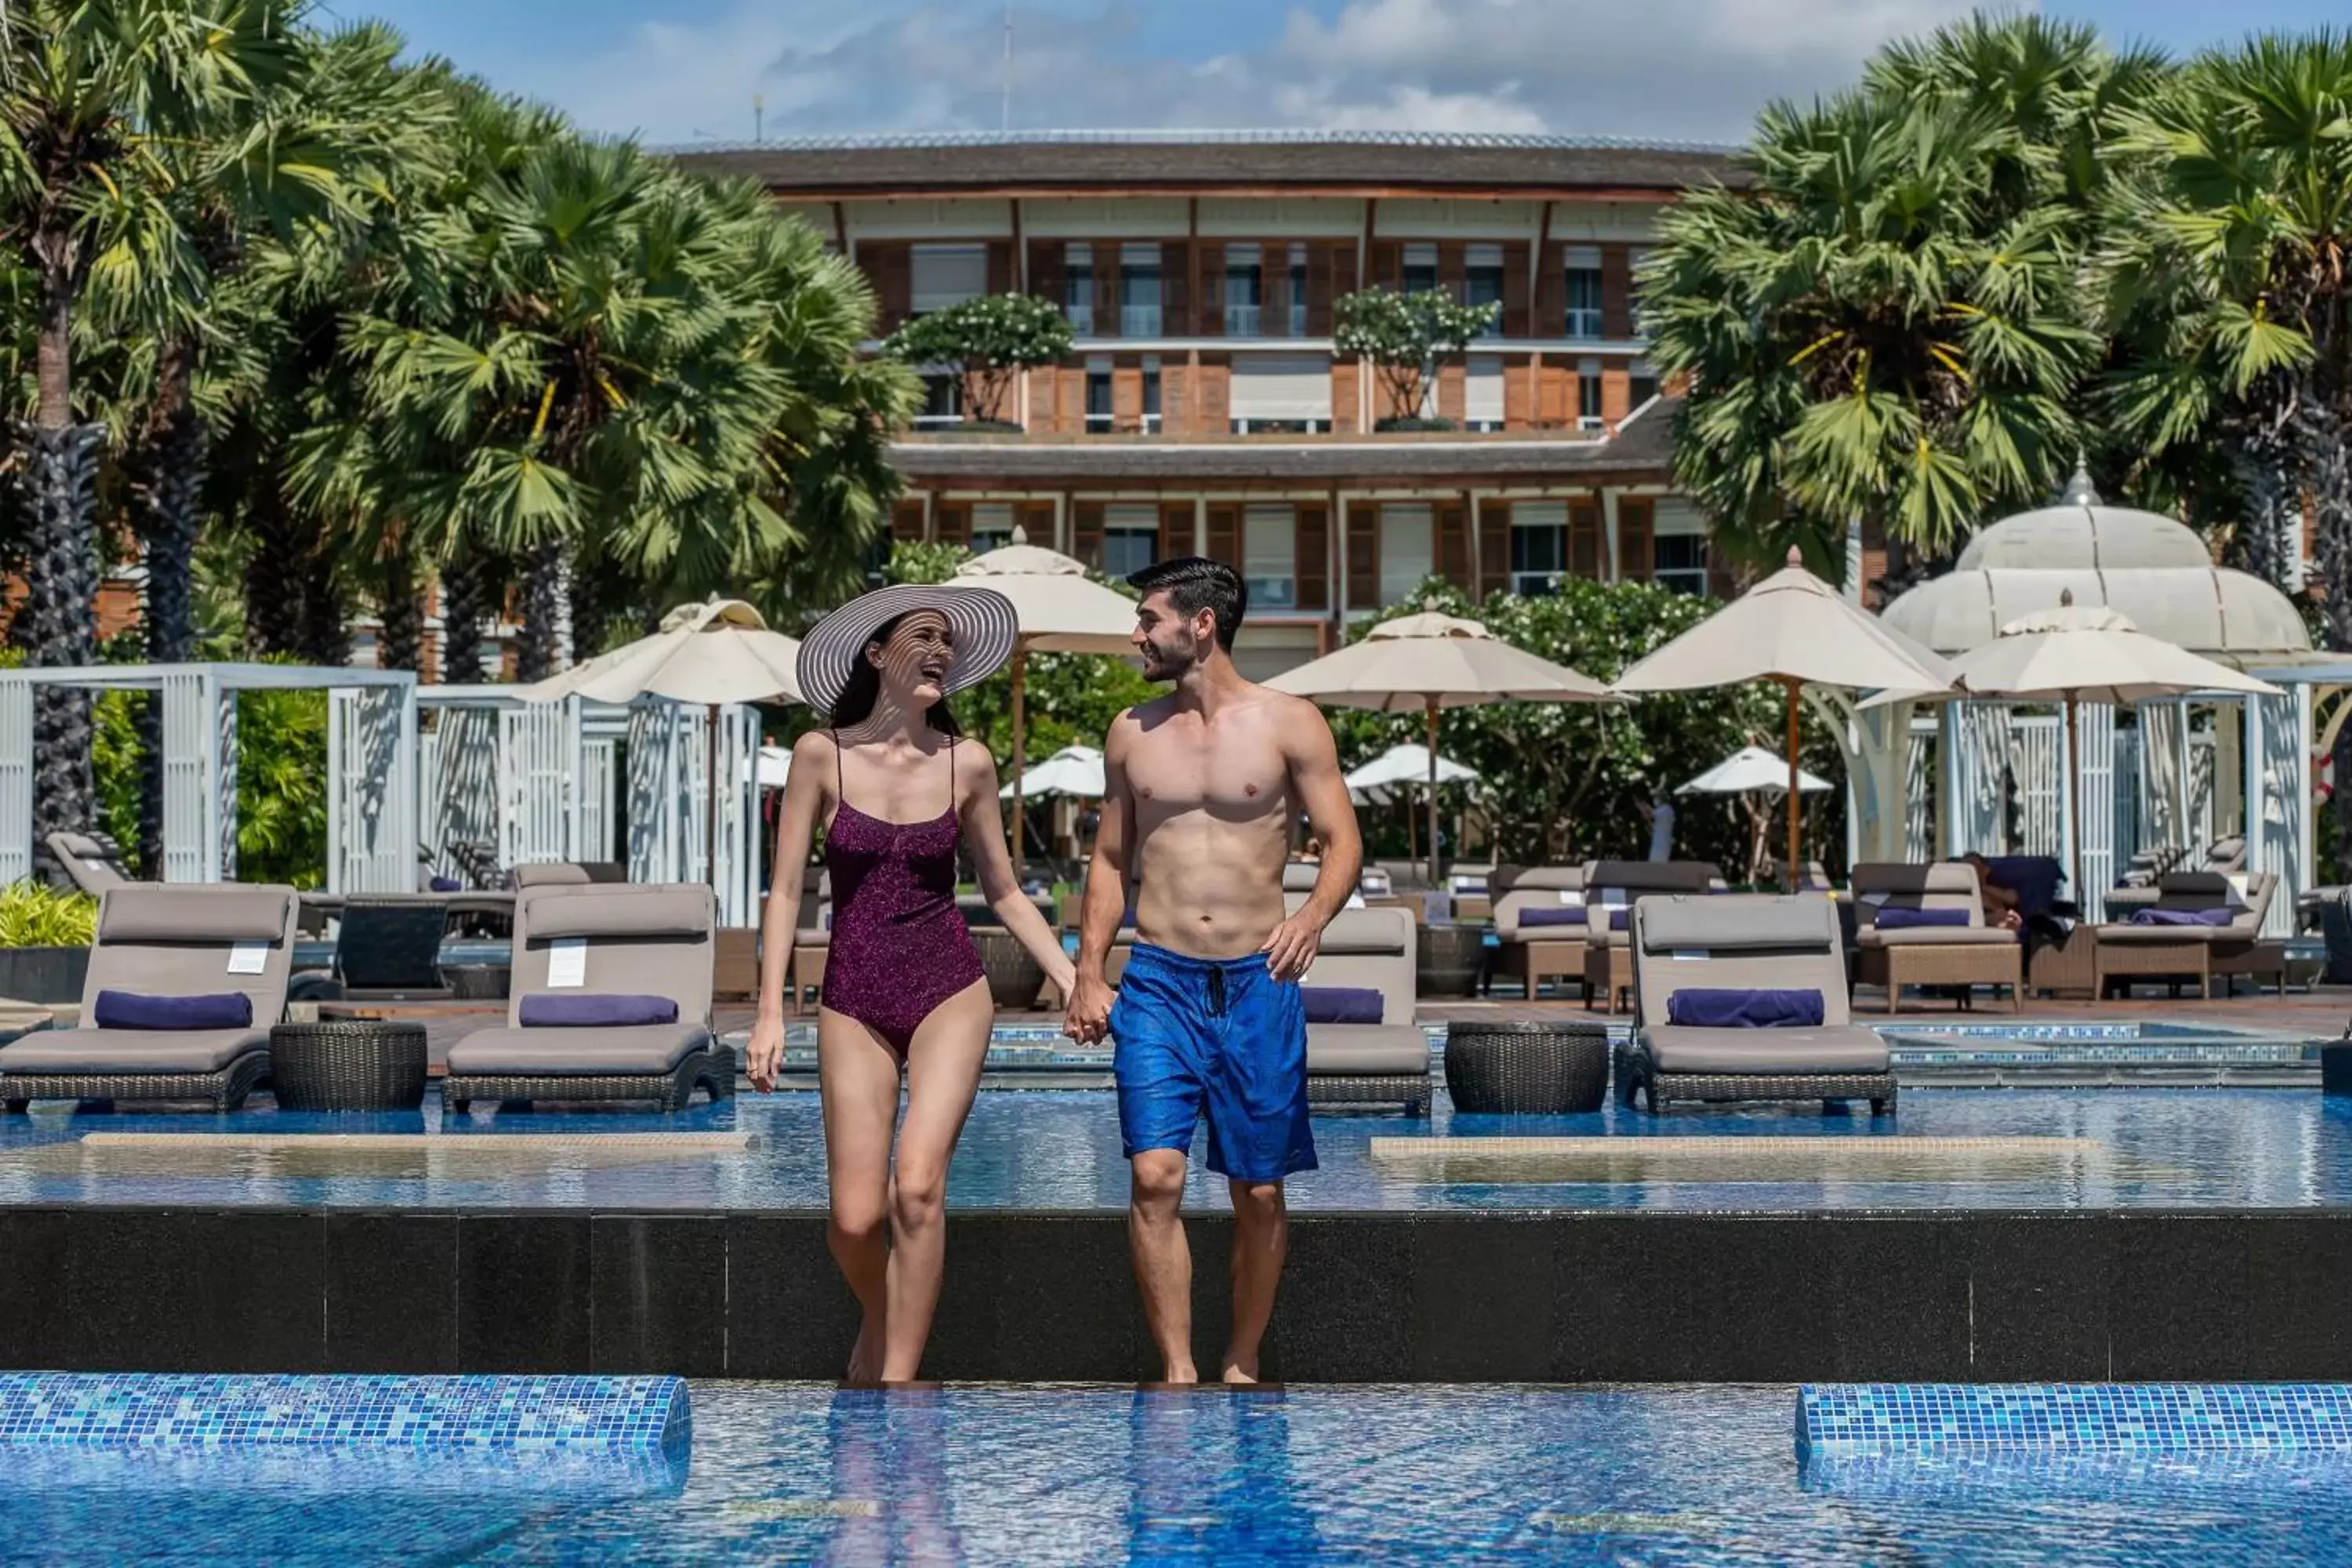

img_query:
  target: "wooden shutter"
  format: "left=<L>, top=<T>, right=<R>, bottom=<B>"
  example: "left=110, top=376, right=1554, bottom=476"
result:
left=1112, top=365, right=1144, bottom=430
left=1160, top=358, right=1192, bottom=437
left=986, top=240, right=1014, bottom=296
left=1601, top=367, right=1632, bottom=430
left=935, top=501, right=971, bottom=548
left=1478, top=500, right=1510, bottom=601
left=1163, top=241, right=1190, bottom=336
left=1436, top=361, right=1466, bottom=425
left=1197, top=242, right=1224, bottom=336
left=1345, top=502, right=1379, bottom=612
left=1072, top=502, right=1105, bottom=569
left=1016, top=500, right=1054, bottom=549
left=1504, top=358, right=1533, bottom=429
left=1539, top=364, right=1573, bottom=428
left=1501, top=246, right=1530, bottom=338
left=1617, top=496, right=1654, bottom=583
left=1025, top=367, right=1058, bottom=434
left=890, top=500, right=927, bottom=543
left=1601, top=245, right=1633, bottom=339
left=1534, top=243, right=1566, bottom=337
left=1205, top=504, right=1242, bottom=572
left=1436, top=501, right=1471, bottom=590
left=1056, top=366, right=1087, bottom=431
left=1306, top=241, right=1338, bottom=336
left=1197, top=359, right=1230, bottom=431
left=1028, top=239, right=1065, bottom=305
left=1295, top=503, right=1330, bottom=611
left=1569, top=498, right=1602, bottom=579
left=1158, top=501, right=1192, bottom=561
left=1330, top=358, right=1361, bottom=435
left=1437, top=241, right=1466, bottom=302
left=867, top=241, right=912, bottom=332
left=1262, top=243, right=1292, bottom=338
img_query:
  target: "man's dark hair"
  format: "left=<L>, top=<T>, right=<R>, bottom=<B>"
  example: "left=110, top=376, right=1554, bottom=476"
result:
left=1127, top=557, right=1247, bottom=651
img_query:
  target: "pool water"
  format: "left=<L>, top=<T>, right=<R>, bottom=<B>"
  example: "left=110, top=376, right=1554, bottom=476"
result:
left=6, top=1087, right=2352, bottom=1210
left=9, top=1383, right=2348, bottom=1565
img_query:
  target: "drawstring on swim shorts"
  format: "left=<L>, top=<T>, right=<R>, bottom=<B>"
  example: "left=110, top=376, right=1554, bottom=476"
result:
left=1207, top=967, right=1228, bottom=1018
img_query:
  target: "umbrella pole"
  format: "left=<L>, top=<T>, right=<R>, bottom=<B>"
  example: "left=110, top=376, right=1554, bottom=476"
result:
left=1010, top=648, right=1027, bottom=882
left=2067, top=692, right=2082, bottom=909
left=1782, top=677, right=1802, bottom=888
left=1425, top=698, right=1442, bottom=890
left=705, top=703, right=721, bottom=897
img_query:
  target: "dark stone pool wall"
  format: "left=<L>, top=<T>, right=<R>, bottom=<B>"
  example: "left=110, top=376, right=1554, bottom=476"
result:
left=5, top=1207, right=2350, bottom=1382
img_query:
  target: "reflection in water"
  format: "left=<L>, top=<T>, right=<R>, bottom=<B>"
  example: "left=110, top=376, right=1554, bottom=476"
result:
left=822, top=1389, right=964, bottom=1566
left=1127, top=1389, right=1319, bottom=1562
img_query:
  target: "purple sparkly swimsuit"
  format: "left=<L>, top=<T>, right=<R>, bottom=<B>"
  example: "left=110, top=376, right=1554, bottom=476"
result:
left=821, top=735, right=984, bottom=1055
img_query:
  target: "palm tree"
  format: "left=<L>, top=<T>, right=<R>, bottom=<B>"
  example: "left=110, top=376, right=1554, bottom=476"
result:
left=0, top=0, right=302, bottom=838
left=1643, top=14, right=2154, bottom=583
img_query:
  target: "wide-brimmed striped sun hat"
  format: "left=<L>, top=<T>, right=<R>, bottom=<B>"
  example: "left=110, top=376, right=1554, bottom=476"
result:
left=795, top=584, right=1019, bottom=718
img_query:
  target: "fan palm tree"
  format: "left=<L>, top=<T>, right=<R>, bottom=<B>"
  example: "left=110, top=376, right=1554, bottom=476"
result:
left=1643, top=14, right=2156, bottom=583
left=0, top=0, right=302, bottom=837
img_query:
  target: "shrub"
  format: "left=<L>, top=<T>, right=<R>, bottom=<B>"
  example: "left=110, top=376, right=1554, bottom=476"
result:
left=0, top=883, right=99, bottom=948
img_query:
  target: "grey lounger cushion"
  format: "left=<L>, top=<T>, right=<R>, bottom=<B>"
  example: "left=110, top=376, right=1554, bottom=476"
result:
left=1639, top=1024, right=1887, bottom=1076
left=1306, top=1024, right=1431, bottom=1075
left=99, top=887, right=291, bottom=944
left=0, top=1028, right=268, bottom=1074
left=446, top=1023, right=713, bottom=1076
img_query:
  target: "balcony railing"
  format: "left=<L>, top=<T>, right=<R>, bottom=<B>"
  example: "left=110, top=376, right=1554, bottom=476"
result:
left=1225, top=303, right=1261, bottom=337
left=1119, top=305, right=1161, bottom=337
left=1066, top=305, right=1095, bottom=336
left=1247, top=575, right=1298, bottom=610
left=1566, top=308, right=1603, bottom=339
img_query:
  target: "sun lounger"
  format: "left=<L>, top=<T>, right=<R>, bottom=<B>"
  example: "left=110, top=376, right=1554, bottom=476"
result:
left=0, top=883, right=300, bottom=1111
left=2104, top=836, right=2246, bottom=917
left=1487, top=864, right=1596, bottom=1000
left=1620, top=894, right=1894, bottom=1114
left=443, top=884, right=732, bottom=1112
left=41, top=831, right=134, bottom=898
left=510, top=862, right=629, bottom=887
left=1582, top=859, right=1724, bottom=1012
left=1851, top=862, right=2021, bottom=1014
left=2092, top=869, right=2283, bottom=999
left=1298, top=906, right=1431, bottom=1115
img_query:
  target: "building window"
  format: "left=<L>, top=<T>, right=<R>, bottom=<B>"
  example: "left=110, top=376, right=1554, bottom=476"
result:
left=910, top=244, right=986, bottom=318
left=1655, top=532, right=1708, bottom=596
left=1120, top=242, right=1162, bottom=337
left=1245, top=503, right=1297, bottom=609
left=1578, top=358, right=1604, bottom=430
left=1085, top=358, right=1113, bottom=434
left=971, top=501, right=1016, bottom=556
left=1379, top=503, right=1434, bottom=607
left=1509, top=502, right=1566, bottom=596
left=1288, top=244, right=1308, bottom=337
left=1465, top=354, right=1505, bottom=432
left=1565, top=246, right=1602, bottom=339
left=1629, top=359, right=1659, bottom=413
left=1629, top=245, right=1653, bottom=337
left=1224, top=243, right=1262, bottom=338
left=1142, top=354, right=1162, bottom=434
left=1065, top=243, right=1094, bottom=336
left=914, top=373, right=962, bottom=429
left=1104, top=503, right=1159, bottom=579
left=1401, top=242, right=1439, bottom=296
left=1465, top=244, right=1505, bottom=339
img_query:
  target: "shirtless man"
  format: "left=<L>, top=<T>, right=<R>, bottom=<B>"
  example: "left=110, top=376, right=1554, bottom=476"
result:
left=1064, top=557, right=1362, bottom=1385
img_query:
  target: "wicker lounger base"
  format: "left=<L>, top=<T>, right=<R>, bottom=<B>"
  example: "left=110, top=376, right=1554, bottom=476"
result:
left=1308, top=1073, right=1432, bottom=1116
left=1858, top=946, right=2023, bottom=1014
left=1621, top=1059, right=1895, bottom=1115
left=445, top=1047, right=738, bottom=1113
left=2, top=1051, right=272, bottom=1112
left=1581, top=945, right=1632, bottom=1013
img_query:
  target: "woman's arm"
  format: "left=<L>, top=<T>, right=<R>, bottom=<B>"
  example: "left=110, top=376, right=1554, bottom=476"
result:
left=746, top=731, right=832, bottom=1091
left=960, top=744, right=1078, bottom=996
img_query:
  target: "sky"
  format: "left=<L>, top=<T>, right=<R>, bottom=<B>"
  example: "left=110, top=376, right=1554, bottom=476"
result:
left=338, top=0, right=2347, bottom=148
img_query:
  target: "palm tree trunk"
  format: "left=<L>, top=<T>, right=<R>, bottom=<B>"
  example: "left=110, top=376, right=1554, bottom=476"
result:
left=298, top=538, right=350, bottom=667
left=514, top=537, right=574, bottom=683
left=2299, top=392, right=2352, bottom=878
left=243, top=488, right=307, bottom=656
left=17, top=420, right=106, bottom=843
left=437, top=550, right=488, bottom=684
left=376, top=548, right=424, bottom=673
left=134, top=367, right=208, bottom=875
left=2226, top=400, right=2299, bottom=591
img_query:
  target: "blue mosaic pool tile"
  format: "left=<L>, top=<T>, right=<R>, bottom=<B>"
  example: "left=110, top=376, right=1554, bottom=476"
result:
left=0, top=1374, right=691, bottom=1454
left=1797, top=1384, right=2352, bottom=1458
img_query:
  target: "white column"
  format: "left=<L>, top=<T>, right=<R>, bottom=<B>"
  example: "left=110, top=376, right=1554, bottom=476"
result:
left=1600, top=489, right=1621, bottom=581
left=0, top=673, right=29, bottom=884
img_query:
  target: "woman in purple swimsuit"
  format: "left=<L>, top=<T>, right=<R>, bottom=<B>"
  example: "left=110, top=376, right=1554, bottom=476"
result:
left=746, top=584, right=1073, bottom=1383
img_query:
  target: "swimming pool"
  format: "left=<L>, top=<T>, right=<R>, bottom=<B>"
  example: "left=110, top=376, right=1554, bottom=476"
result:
left=7, top=1085, right=2352, bottom=1210
left=9, top=1382, right=2347, bottom=1565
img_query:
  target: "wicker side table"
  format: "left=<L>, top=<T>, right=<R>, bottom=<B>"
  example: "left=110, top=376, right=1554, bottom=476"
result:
left=269, top=1022, right=430, bottom=1111
left=1443, top=1021, right=1610, bottom=1113
left=973, top=929, right=1046, bottom=1009
left=1417, top=924, right=1487, bottom=998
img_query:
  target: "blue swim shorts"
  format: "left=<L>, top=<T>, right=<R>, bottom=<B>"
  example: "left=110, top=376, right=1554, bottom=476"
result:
left=1110, top=943, right=1316, bottom=1184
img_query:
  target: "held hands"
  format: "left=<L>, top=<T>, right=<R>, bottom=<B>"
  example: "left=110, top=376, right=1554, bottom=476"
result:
left=744, top=1014, right=786, bottom=1093
left=1064, top=971, right=1115, bottom=1045
left=1259, top=912, right=1327, bottom=982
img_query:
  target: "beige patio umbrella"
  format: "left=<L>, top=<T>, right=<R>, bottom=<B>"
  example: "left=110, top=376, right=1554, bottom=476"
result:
left=1267, top=609, right=1614, bottom=886
left=1613, top=547, right=1962, bottom=885
left=953, top=528, right=1138, bottom=869
left=1866, top=590, right=2279, bottom=902
left=521, top=598, right=804, bottom=885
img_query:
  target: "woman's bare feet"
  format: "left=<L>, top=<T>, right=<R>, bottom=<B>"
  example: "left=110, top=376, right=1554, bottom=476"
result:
left=844, top=1316, right=886, bottom=1384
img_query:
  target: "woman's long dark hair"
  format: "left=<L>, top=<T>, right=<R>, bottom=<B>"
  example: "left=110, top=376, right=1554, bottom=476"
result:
left=827, top=611, right=964, bottom=735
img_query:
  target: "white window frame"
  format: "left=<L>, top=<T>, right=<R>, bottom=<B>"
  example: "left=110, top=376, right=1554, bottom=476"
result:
left=1508, top=500, right=1568, bottom=597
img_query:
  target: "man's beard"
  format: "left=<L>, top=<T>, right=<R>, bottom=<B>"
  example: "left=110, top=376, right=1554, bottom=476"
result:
left=1141, top=631, right=1197, bottom=681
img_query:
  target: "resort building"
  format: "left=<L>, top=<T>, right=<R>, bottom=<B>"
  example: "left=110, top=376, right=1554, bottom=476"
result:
left=674, top=131, right=1743, bottom=679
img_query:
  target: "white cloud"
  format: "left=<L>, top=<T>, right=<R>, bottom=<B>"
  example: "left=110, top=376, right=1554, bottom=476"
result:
left=492, top=0, right=1988, bottom=147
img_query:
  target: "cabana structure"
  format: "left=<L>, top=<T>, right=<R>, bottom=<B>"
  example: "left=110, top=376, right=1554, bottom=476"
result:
left=1836, top=472, right=2328, bottom=931
left=0, top=663, right=419, bottom=892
